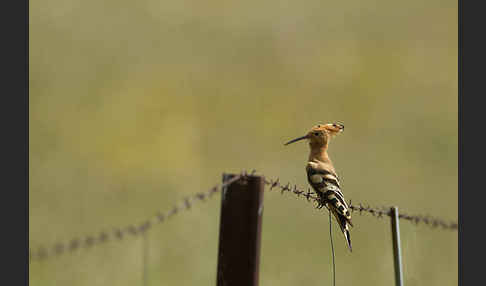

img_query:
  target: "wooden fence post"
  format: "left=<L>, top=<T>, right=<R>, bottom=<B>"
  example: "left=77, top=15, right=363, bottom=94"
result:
left=216, top=173, right=264, bottom=286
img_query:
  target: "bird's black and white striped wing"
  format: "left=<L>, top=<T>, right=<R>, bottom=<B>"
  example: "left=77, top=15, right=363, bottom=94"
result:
left=307, top=166, right=353, bottom=251
left=306, top=167, right=352, bottom=223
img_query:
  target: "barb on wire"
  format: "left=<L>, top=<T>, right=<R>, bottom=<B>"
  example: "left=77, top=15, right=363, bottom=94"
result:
left=30, top=171, right=246, bottom=263
left=262, top=177, right=458, bottom=231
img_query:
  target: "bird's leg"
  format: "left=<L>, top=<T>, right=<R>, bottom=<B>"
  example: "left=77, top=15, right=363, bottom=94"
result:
left=315, top=194, right=327, bottom=209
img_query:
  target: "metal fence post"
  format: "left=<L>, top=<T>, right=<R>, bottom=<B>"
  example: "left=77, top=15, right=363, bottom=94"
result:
left=142, top=232, right=148, bottom=286
left=390, top=206, right=404, bottom=286
left=216, top=173, right=264, bottom=286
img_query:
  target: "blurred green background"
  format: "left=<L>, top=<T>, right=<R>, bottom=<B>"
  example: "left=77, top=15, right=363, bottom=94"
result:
left=29, top=0, right=457, bottom=285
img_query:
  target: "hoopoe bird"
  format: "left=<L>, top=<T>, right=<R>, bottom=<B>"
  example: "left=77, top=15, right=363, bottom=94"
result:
left=285, top=123, right=353, bottom=251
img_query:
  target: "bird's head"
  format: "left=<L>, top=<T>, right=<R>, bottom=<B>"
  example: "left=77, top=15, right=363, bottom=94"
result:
left=284, top=123, right=344, bottom=148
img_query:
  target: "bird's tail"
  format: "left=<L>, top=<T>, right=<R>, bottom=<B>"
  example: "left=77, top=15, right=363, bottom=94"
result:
left=331, top=208, right=353, bottom=252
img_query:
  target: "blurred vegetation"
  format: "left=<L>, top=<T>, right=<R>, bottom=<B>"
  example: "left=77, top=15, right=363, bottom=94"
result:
left=30, top=0, right=457, bottom=285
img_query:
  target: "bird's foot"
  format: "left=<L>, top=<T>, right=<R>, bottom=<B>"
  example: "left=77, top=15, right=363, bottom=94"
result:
left=316, top=199, right=326, bottom=209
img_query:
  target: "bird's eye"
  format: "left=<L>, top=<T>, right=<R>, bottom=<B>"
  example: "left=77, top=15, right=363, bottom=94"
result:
left=314, top=132, right=319, bottom=136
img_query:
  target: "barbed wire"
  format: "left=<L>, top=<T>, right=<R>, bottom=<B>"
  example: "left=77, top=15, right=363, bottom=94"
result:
left=30, top=171, right=457, bottom=263
left=29, top=172, right=246, bottom=263
left=263, top=177, right=458, bottom=230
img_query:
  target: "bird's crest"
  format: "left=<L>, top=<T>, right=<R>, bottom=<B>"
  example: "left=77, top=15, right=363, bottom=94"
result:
left=310, top=123, right=344, bottom=137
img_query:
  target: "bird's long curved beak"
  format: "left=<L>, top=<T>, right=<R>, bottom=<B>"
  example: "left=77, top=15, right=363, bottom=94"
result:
left=284, top=135, right=309, bottom=146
